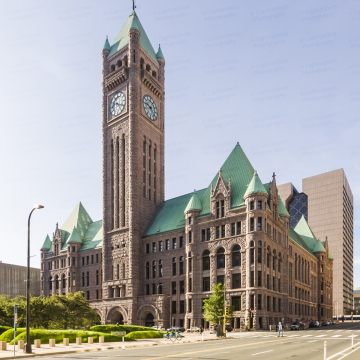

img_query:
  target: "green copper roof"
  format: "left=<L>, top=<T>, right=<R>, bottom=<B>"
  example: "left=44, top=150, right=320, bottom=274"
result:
left=294, top=215, right=317, bottom=249
left=328, top=252, right=334, bottom=260
left=278, top=196, right=290, bottom=216
left=184, top=191, right=202, bottom=212
left=41, top=235, right=52, bottom=250
left=60, top=202, right=92, bottom=248
left=79, top=220, right=103, bottom=252
left=288, top=227, right=316, bottom=258
left=313, top=239, right=326, bottom=253
left=67, top=227, right=82, bottom=244
left=103, top=37, right=111, bottom=52
left=143, top=188, right=207, bottom=237
left=156, top=45, right=165, bottom=60
left=199, top=143, right=255, bottom=216
left=244, top=171, right=268, bottom=198
left=143, top=143, right=254, bottom=237
left=108, top=11, right=158, bottom=64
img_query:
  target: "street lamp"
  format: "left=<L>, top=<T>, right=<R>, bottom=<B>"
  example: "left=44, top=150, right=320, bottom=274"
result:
left=24, top=205, right=44, bottom=354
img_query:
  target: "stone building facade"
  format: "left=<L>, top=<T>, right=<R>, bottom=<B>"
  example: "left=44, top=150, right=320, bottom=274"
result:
left=40, top=10, right=333, bottom=329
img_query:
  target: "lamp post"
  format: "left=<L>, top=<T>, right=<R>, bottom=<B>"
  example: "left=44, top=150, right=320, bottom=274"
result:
left=156, top=284, right=162, bottom=328
left=24, top=205, right=44, bottom=354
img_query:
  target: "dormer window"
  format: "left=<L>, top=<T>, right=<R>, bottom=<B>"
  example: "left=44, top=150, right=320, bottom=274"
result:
left=257, top=201, right=262, bottom=210
left=216, top=201, right=220, bottom=218
left=72, top=246, right=75, bottom=253
left=250, top=201, right=254, bottom=210
left=189, top=217, right=192, bottom=225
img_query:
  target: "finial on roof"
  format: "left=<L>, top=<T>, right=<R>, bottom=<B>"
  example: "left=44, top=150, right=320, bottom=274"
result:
left=133, top=0, right=135, bottom=10
left=237, top=141, right=239, bottom=145
left=219, top=168, right=222, bottom=175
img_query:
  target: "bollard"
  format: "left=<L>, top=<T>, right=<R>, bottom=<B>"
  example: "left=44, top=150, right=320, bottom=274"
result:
left=49, top=339, right=55, bottom=347
left=34, top=339, right=41, bottom=348
left=99, top=336, right=104, bottom=344
left=324, top=341, right=326, bottom=360
left=88, top=337, right=93, bottom=344
left=76, top=337, right=82, bottom=345
left=0, top=341, right=7, bottom=351
left=18, top=340, right=24, bottom=350
left=63, top=338, right=69, bottom=346
left=202, top=332, right=204, bottom=342
left=122, top=337, right=125, bottom=350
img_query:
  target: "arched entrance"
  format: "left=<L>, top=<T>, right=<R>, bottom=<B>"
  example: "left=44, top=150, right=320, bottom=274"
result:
left=111, top=311, right=124, bottom=325
left=145, top=313, right=154, bottom=327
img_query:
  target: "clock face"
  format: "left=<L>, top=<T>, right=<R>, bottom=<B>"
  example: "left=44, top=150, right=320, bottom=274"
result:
left=143, top=95, right=158, bottom=121
left=110, top=92, right=126, bottom=116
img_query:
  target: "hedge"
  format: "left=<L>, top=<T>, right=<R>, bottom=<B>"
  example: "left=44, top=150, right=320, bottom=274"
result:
left=0, top=328, right=26, bottom=342
left=124, top=331, right=166, bottom=340
left=0, top=326, right=12, bottom=336
left=12, top=329, right=134, bottom=345
left=89, top=325, right=156, bottom=334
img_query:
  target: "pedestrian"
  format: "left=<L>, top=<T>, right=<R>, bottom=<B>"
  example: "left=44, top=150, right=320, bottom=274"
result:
left=278, top=321, right=283, bottom=337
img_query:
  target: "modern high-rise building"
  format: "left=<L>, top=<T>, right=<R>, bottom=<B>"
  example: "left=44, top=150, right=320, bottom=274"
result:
left=303, top=170, right=353, bottom=316
left=279, top=169, right=354, bottom=316
left=0, top=262, right=40, bottom=298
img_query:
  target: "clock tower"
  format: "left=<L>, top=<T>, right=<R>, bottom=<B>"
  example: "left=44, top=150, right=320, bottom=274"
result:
left=101, top=10, right=165, bottom=323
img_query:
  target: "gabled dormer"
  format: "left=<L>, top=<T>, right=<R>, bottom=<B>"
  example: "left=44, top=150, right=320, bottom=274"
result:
left=211, top=168, right=231, bottom=219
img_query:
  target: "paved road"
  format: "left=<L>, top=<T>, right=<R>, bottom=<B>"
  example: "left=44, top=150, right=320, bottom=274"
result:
left=36, top=322, right=360, bottom=360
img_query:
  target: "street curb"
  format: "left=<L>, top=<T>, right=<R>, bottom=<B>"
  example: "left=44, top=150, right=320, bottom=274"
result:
left=0, top=337, right=227, bottom=359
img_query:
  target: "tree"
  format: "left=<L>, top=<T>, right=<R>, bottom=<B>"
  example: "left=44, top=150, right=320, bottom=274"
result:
left=202, top=284, right=234, bottom=337
left=0, top=295, right=13, bottom=327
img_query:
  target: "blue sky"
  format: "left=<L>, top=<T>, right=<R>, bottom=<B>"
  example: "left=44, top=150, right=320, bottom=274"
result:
left=0, top=0, right=358, bottom=286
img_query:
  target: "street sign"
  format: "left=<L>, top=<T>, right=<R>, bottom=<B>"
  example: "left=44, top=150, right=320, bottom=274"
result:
left=111, top=331, right=126, bottom=336
left=14, top=304, right=17, bottom=322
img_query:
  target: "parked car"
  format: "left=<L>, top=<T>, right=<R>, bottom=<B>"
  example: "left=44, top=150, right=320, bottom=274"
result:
left=225, top=325, right=232, bottom=332
left=187, top=327, right=200, bottom=333
left=330, top=320, right=335, bottom=325
left=291, top=322, right=305, bottom=330
left=309, top=321, right=320, bottom=328
left=152, top=326, right=165, bottom=330
left=322, top=321, right=329, bottom=326
left=167, top=326, right=183, bottom=333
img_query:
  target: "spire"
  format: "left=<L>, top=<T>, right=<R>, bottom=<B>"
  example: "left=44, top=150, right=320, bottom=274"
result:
left=102, top=36, right=111, bottom=52
left=244, top=171, right=268, bottom=198
left=41, top=235, right=52, bottom=250
left=129, top=12, right=141, bottom=32
left=156, top=44, right=165, bottom=60
left=66, top=227, right=82, bottom=244
left=184, top=191, right=202, bottom=213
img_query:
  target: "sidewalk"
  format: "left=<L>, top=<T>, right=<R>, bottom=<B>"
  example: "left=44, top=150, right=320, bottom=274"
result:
left=0, top=331, right=274, bottom=359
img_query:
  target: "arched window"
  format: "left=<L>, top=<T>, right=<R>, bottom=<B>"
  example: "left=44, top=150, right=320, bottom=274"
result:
left=273, top=250, right=277, bottom=271
left=82, top=272, right=85, bottom=287
left=96, top=270, right=99, bottom=286
left=278, top=253, right=282, bottom=272
left=55, top=275, right=59, bottom=290
left=86, top=271, right=89, bottom=286
left=110, top=64, right=115, bottom=72
left=117, top=60, right=122, bottom=68
left=49, top=276, right=52, bottom=291
left=250, top=241, right=254, bottom=247
left=146, top=64, right=151, bottom=72
left=258, top=241, right=262, bottom=263
left=172, top=257, right=177, bottom=276
left=62, top=274, right=66, bottom=289
left=152, top=70, right=157, bottom=78
left=217, top=248, right=225, bottom=269
left=232, top=245, right=241, bottom=267
left=152, top=260, right=156, bottom=278
left=146, top=262, right=149, bottom=279
left=188, top=252, right=192, bottom=273
left=179, top=256, right=184, bottom=275
left=203, top=250, right=210, bottom=271
left=159, top=259, right=163, bottom=278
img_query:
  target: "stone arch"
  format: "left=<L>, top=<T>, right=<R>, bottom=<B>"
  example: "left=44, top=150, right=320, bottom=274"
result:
left=137, top=304, right=157, bottom=327
left=106, top=306, right=128, bottom=325
left=92, top=308, right=102, bottom=325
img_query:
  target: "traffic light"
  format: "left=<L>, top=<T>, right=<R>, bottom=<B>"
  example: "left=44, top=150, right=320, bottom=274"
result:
left=225, top=307, right=229, bottom=316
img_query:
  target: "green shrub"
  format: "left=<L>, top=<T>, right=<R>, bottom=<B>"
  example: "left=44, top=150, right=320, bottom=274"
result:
left=89, top=325, right=156, bottom=334
left=12, top=329, right=134, bottom=345
left=0, top=328, right=26, bottom=342
left=124, top=330, right=166, bottom=340
left=0, top=326, right=12, bottom=335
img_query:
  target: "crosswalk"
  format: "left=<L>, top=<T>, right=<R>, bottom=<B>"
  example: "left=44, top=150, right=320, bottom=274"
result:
left=252, top=330, right=360, bottom=340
